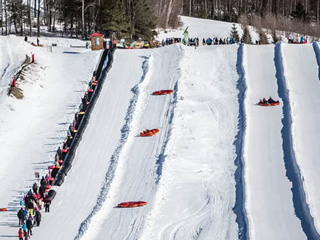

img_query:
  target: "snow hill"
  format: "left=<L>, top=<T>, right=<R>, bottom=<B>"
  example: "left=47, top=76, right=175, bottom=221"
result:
left=1, top=17, right=320, bottom=240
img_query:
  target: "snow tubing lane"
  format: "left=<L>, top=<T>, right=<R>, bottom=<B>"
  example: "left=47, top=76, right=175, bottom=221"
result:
left=275, top=42, right=320, bottom=239
left=54, top=47, right=116, bottom=186
left=117, top=201, right=147, bottom=208
left=74, top=54, right=151, bottom=240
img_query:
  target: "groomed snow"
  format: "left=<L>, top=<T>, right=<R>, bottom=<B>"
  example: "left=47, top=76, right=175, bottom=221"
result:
left=141, top=44, right=240, bottom=240
left=1, top=16, right=320, bottom=240
left=0, top=35, right=100, bottom=238
left=282, top=43, right=320, bottom=233
left=243, top=44, right=305, bottom=240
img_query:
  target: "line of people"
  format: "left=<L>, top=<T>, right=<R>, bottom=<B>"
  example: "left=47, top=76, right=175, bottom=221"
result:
left=16, top=73, right=98, bottom=240
left=17, top=177, right=51, bottom=240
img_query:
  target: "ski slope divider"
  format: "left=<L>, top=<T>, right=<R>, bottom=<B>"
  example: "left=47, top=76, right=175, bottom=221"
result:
left=155, top=81, right=178, bottom=183
left=233, top=43, right=249, bottom=240
left=274, top=42, right=320, bottom=239
left=74, top=55, right=153, bottom=240
left=312, top=42, right=320, bottom=80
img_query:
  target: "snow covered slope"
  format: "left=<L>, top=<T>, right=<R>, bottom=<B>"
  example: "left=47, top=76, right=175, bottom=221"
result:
left=141, top=44, right=240, bottom=240
left=0, top=36, right=100, bottom=238
left=243, top=44, right=305, bottom=240
left=282, top=43, right=320, bottom=234
left=2, top=17, right=320, bottom=240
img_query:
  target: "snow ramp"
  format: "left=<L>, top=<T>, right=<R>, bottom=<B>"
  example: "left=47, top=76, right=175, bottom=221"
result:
left=243, top=44, right=305, bottom=240
left=79, top=45, right=181, bottom=240
left=141, top=45, right=240, bottom=240
left=281, top=43, right=320, bottom=235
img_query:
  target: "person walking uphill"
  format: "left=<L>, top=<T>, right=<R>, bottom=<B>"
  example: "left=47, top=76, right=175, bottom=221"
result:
left=44, top=196, right=51, bottom=212
left=17, top=208, right=24, bottom=226
left=18, top=228, right=24, bottom=240
left=26, top=215, right=33, bottom=236
left=35, top=210, right=41, bottom=226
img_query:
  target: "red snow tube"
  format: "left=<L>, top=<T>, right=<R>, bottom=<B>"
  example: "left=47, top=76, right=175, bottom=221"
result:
left=117, top=201, right=147, bottom=208
left=140, top=129, right=159, bottom=137
left=152, top=90, right=174, bottom=95
left=258, top=101, right=280, bottom=106
left=0, top=208, right=7, bottom=212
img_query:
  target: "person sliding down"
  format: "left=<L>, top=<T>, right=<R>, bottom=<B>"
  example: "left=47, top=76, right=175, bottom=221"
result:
left=263, top=98, right=267, bottom=103
left=268, top=96, right=274, bottom=103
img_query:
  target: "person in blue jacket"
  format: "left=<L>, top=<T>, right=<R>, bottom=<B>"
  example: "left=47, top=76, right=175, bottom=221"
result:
left=300, top=35, right=305, bottom=43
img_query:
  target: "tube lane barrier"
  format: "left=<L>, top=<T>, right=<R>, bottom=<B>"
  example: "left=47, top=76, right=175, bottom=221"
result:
left=54, top=46, right=116, bottom=186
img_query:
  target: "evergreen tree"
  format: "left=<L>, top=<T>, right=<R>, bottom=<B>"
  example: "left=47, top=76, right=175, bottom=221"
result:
left=101, top=0, right=129, bottom=38
left=131, top=0, right=157, bottom=40
left=272, top=30, right=278, bottom=43
left=291, top=1, right=309, bottom=22
left=241, top=26, right=252, bottom=44
left=230, top=23, right=240, bottom=42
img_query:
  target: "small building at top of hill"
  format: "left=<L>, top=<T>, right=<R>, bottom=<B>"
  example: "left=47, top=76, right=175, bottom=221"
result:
left=90, top=32, right=104, bottom=50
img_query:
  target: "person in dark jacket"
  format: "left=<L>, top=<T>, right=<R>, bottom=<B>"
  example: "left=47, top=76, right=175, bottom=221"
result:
left=44, top=197, right=51, bottom=212
left=26, top=216, right=33, bottom=236
left=35, top=210, right=41, bottom=226
left=32, top=182, right=38, bottom=194
left=17, top=208, right=24, bottom=226
left=39, top=185, right=45, bottom=199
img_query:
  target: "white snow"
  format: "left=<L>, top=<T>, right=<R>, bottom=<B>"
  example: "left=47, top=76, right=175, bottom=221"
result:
left=1, top=16, right=320, bottom=240
left=243, top=44, right=306, bottom=240
left=157, top=16, right=259, bottom=44
left=282, top=43, right=320, bottom=233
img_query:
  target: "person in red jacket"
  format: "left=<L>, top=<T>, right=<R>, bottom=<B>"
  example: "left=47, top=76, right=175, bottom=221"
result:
left=18, top=228, right=24, bottom=240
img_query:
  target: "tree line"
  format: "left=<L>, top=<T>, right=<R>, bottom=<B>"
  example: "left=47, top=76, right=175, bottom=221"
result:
left=183, top=0, right=320, bottom=39
left=0, top=0, right=164, bottom=40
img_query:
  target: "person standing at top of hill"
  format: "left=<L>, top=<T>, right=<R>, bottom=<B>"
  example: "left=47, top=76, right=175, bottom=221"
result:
left=288, top=33, right=293, bottom=43
left=300, top=35, right=305, bottom=43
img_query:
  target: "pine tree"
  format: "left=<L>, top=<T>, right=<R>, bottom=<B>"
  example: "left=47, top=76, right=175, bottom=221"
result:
left=292, top=1, right=309, bottom=22
left=241, top=26, right=252, bottom=44
left=131, top=0, right=157, bottom=40
left=230, top=23, right=240, bottom=42
left=272, top=30, right=278, bottom=43
left=100, top=0, right=129, bottom=38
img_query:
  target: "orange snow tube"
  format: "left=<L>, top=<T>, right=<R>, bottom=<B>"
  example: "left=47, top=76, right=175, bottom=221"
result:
left=0, top=208, right=7, bottom=212
left=152, top=90, right=174, bottom=95
left=258, top=101, right=280, bottom=106
left=118, top=201, right=147, bottom=208
left=140, top=129, right=159, bottom=137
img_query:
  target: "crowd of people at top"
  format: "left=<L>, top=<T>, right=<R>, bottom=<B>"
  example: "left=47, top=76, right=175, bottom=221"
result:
left=287, top=32, right=307, bottom=44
